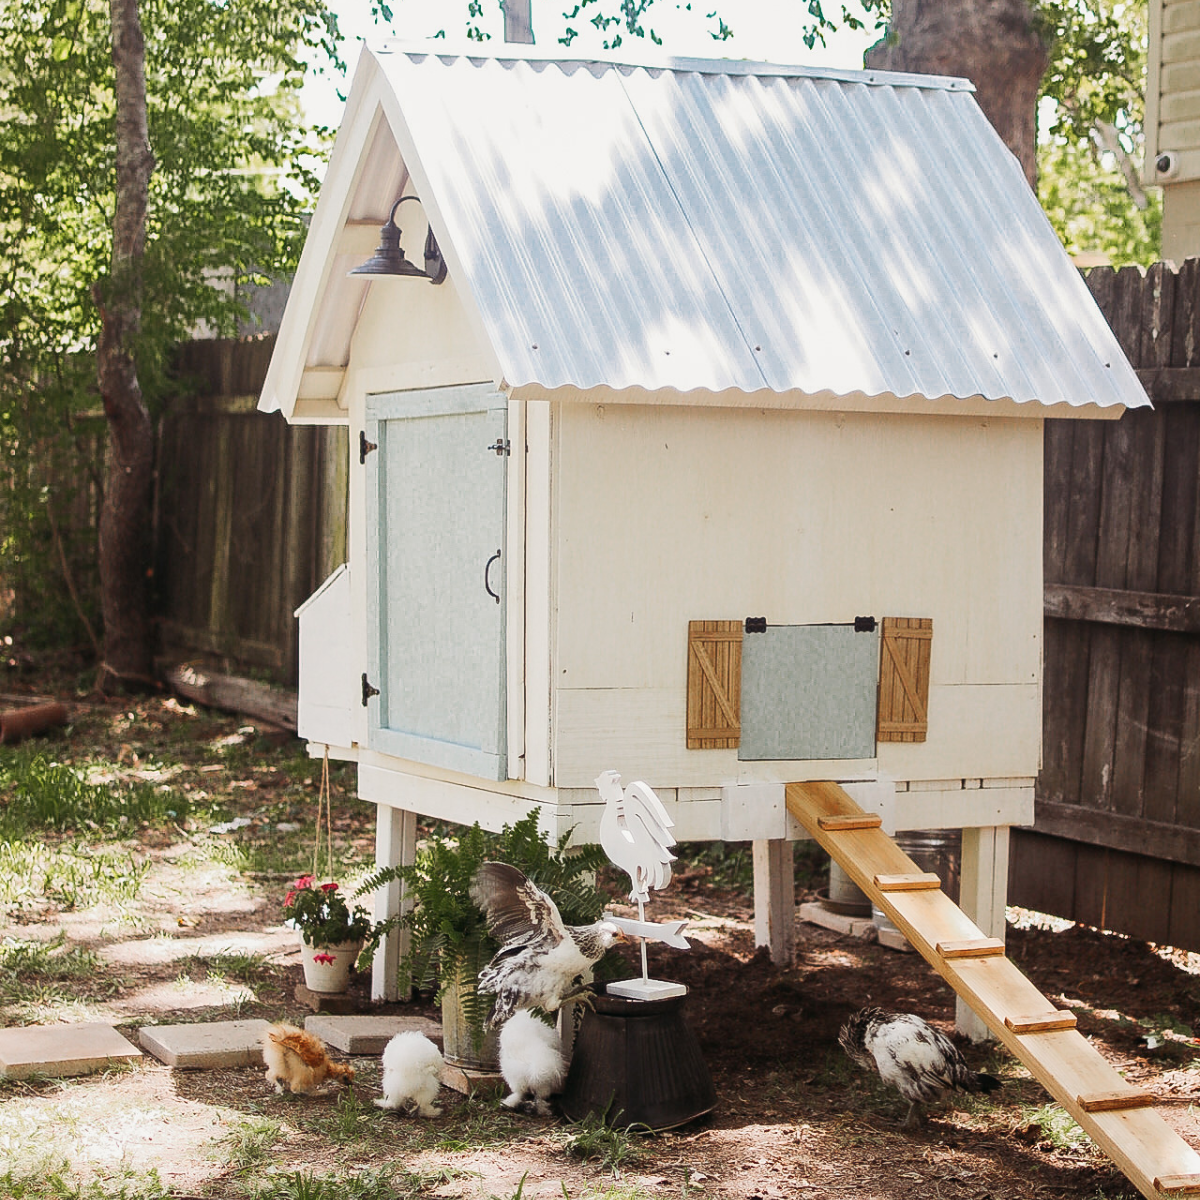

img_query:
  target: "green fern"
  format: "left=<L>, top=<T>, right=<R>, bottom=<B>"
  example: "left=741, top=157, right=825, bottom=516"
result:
left=355, top=812, right=613, bottom=1048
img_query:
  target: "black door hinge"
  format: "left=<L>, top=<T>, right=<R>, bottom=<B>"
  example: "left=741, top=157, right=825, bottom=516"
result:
left=361, top=673, right=380, bottom=707
left=744, top=616, right=767, bottom=634
left=359, top=431, right=378, bottom=464
left=488, top=439, right=511, bottom=456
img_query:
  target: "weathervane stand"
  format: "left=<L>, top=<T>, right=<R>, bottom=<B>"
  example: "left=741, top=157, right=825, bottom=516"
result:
left=595, top=770, right=689, bottom=1001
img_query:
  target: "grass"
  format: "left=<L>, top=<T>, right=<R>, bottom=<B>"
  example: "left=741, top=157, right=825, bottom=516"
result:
left=0, top=931, right=110, bottom=1021
left=1020, top=1102, right=1095, bottom=1153
left=211, top=1115, right=285, bottom=1174
left=0, top=1165, right=172, bottom=1199
left=555, top=1109, right=648, bottom=1173
left=0, top=750, right=189, bottom=837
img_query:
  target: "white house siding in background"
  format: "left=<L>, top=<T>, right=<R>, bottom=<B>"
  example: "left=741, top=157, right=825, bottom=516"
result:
left=1148, top=0, right=1200, bottom=259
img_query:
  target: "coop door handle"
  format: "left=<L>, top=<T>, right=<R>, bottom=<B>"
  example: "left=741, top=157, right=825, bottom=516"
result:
left=484, top=549, right=501, bottom=604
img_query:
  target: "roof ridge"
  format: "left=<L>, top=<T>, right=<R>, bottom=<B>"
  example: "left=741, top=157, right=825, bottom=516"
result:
left=371, top=38, right=975, bottom=92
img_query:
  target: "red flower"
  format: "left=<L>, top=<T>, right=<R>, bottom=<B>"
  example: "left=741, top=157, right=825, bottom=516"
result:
left=291, top=874, right=315, bottom=890
left=320, top=882, right=339, bottom=893
left=312, top=952, right=336, bottom=965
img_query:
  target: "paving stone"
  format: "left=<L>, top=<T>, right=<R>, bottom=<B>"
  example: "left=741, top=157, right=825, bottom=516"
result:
left=138, top=1019, right=270, bottom=1068
left=305, top=1013, right=443, bottom=1055
left=0, top=1021, right=142, bottom=1080
left=798, top=899, right=877, bottom=940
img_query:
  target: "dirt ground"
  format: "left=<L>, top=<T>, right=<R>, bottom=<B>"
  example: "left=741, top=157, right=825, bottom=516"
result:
left=2, top=682, right=1199, bottom=1200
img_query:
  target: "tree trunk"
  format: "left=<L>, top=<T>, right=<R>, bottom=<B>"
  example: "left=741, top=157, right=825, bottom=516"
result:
left=865, top=0, right=1050, bottom=190
left=96, top=0, right=156, bottom=691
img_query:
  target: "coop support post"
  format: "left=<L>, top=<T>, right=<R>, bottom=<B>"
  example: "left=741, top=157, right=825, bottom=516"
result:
left=955, top=825, right=1010, bottom=1041
left=372, top=804, right=417, bottom=1001
left=752, top=838, right=795, bottom=965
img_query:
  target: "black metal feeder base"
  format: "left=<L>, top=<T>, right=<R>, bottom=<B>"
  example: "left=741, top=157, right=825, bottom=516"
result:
left=559, top=989, right=716, bottom=1131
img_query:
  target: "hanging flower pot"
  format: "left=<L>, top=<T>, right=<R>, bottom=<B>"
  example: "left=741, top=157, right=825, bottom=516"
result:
left=300, top=935, right=364, bottom=993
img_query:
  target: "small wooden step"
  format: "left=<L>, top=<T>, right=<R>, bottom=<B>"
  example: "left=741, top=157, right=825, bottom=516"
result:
left=1004, top=1011, right=1078, bottom=1034
left=874, top=872, right=942, bottom=891
left=817, top=814, right=883, bottom=831
left=936, top=937, right=1005, bottom=959
left=1154, top=1173, right=1200, bottom=1195
left=1077, top=1089, right=1154, bottom=1112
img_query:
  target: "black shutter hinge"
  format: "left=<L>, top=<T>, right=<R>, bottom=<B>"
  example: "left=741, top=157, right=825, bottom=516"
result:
left=854, top=615, right=877, bottom=633
left=744, top=616, right=767, bottom=634
left=361, top=673, right=380, bottom=707
left=359, top=431, right=378, bottom=464
left=488, top=438, right=511, bottom=456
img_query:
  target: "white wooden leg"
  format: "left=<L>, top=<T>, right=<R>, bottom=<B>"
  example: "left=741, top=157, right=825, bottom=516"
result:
left=752, top=838, right=795, bottom=966
left=955, top=825, right=1010, bottom=1041
left=372, top=804, right=416, bottom=1002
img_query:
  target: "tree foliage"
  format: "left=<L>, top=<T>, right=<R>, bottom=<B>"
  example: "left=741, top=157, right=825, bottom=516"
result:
left=0, top=0, right=336, bottom=658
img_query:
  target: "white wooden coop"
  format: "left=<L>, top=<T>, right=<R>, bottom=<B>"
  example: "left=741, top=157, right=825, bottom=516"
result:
left=260, top=43, right=1150, bottom=1027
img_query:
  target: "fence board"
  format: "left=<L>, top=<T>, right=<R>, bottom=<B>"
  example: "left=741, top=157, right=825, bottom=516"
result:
left=153, top=337, right=347, bottom=686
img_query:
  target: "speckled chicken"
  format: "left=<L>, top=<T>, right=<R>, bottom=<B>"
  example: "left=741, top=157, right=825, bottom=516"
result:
left=470, top=861, right=621, bottom=1028
left=839, top=1007, right=1001, bottom=1128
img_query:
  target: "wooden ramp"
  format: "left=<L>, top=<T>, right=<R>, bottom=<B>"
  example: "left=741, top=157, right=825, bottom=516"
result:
left=788, top=781, right=1200, bottom=1200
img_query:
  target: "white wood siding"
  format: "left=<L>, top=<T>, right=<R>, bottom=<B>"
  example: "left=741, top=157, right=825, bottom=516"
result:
left=551, top=403, right=1043, bottom=789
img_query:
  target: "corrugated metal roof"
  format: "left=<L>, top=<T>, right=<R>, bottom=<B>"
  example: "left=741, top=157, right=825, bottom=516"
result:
left=267, top=45, right=1150, bottom=414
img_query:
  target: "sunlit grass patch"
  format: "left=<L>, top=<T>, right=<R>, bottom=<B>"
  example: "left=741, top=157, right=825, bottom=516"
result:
left=0, top=750, right=188, bottom=837
left=0, top=1163, right=170, bottom=1200
left=0, top=838, right=149, bottom=914
left=210, top=1114, right=285, bottom=1174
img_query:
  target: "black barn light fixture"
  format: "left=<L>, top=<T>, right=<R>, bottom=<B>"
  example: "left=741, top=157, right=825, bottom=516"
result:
left=349, top=194, right=447, bottom=283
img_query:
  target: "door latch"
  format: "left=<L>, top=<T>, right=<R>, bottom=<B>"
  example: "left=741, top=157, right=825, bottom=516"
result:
left=488, top=439, right=510, bottom=456
left=359, top=431, right=378, bottom=464
left=361, top=673, right=380, bottom=707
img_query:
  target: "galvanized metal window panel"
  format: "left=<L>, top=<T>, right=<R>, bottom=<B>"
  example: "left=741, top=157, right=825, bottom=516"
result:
left=365, top=384, right=507, bottom=780
left=739, top=623, right=880, bottom=761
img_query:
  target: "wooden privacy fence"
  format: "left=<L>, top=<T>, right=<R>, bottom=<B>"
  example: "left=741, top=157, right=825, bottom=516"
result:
left=1011, top=257, right=1200, bottom=952
left=155, top=336, right=347, bottom=686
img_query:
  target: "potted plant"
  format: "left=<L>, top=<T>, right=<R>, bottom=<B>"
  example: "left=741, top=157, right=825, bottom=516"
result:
left=283, top=874, right=391, bottom=993
left=357, top=813, right=613, bottom=1068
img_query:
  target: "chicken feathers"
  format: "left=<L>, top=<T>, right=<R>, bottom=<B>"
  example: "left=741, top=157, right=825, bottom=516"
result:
left=261, top=1023, right=355, bottom=1094
left=470, top=861, right=620, bottom=1028
left=839, top=1007, right=1000, bottom=1128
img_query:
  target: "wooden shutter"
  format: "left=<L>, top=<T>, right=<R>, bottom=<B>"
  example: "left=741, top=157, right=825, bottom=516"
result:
left=877, top=617, right=933, bottom=743
left=687, top=620, right=742, bottom=749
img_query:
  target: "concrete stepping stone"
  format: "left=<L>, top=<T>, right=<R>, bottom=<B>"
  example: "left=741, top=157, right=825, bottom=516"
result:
left=0, top=1021, right=142, bottom=1080
left=304, top=1013, right=443, bottom=1055
left=139, top=1018, right=270, bottom=1068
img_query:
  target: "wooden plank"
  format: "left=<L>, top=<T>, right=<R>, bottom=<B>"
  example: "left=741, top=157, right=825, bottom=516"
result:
left=936, top=937, right=1006, bottom=959
left=1077, top=1089, right=1154, bottom=1112
left=876, top=617, right=932, bottom=743
left=1134, top=366, right=1200, bottom=402
left=1156, top=1173, right=1200, bottom=1195
left=1033, top=798, right=1200, bottom=869
left=1005, top=1011, right=1078, bottom=1033
left=817, top=814, right=883, bottom=831
left=874, top=872, right=941, bottom=891
left=1140, top=259, right=1177, bottom=372
left=686, top=620, right=743, bottom=749
left=1043, top=583, right=1200, bottom=633
left=787, top=780, right=1200, bottom=1200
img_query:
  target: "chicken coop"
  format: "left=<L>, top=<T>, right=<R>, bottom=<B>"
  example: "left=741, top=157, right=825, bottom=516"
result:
left=260, top=44, right=1150, bottom=1021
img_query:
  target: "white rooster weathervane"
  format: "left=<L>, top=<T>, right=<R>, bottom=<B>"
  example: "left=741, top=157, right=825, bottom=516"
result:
left=596, top=769, right=691, bottom=1001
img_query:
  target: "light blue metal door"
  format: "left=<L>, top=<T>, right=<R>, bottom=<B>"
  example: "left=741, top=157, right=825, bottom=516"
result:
left=365, top=385, right=507, bottom=780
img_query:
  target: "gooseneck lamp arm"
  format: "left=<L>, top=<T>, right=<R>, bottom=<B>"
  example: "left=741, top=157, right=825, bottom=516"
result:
left=348, top=194, right=448, bottom=283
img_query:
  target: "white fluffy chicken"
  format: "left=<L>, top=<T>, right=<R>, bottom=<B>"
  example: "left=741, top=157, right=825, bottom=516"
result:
left=374, top=1031, right=445, bottom=1117
left=839, top=1007, right=1001, bottom=1128
left=498, top=1011, right=567, bottom=1115
left=471, top=861, right=622, bottom=1028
